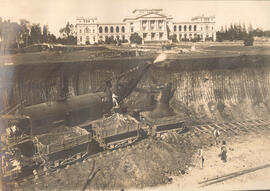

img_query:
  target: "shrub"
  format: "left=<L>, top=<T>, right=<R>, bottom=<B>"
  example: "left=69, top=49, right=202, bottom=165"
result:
left=98, top=40, right=105, bottom=44
left=205, top=37, right=213, bottom=41
left=105, top=36, right=116, bottom=44
left=191, top=36, right=201, bottom=42
left=130, top=33, right=142, bottom=44
left=244, top=34, right=254, bottom=46
left=181, top=38, right=189, bottom=42
left=168, top=34, right=178, bottom=43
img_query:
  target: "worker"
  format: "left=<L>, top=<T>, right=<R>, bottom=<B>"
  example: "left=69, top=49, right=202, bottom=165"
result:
left=112, top=93, right=119, bottom=108
left=198, top=148, right=204, bottom=169
left=213, top=127, right=221, bottom=146
left=220, top=141, right=227, bottom=162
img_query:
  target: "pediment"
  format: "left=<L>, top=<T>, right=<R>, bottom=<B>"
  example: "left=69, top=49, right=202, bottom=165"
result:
left=137, top=13, right=167, bottom=19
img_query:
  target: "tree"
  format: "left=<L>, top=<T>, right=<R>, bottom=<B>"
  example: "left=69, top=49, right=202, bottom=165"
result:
left=0, top=20, right=21, bottom=52
left=42, top=25, right=48, bottom=43
left=191, top=35, right=201, bottom=42
left=253, top=28, right=263, bottom=37
left=59, top=22, right=71, bottom=38
left=129, top=33, right=142, bottom=44
left=168, top=34, right=177, bottom=43
left=19, top=19, right=31, bottom=47
left=30, top=24, right=42, bottom=44
left=47, top=33, right=56, bottom=43
left=104, top=36, right=116, bottom=44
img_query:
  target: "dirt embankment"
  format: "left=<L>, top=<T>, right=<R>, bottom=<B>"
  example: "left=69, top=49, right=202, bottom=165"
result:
left=128, top=55, right=270, bottom=125
left=1, top=54, right=270, bottom=119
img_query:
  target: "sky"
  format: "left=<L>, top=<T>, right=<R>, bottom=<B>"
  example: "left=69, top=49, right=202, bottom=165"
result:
left=1, top=0, right=270, bottom=36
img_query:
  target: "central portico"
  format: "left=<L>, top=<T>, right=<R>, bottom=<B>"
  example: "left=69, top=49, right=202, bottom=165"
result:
left=123, top=9, right=172, bottom=42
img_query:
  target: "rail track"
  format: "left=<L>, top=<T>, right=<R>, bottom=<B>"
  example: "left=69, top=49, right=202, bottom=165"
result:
left=188, top=118, right=270, bottom=138
left=6, top=118, right=270, bottom=189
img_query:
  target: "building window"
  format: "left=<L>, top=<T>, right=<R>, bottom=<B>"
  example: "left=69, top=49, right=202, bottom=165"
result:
left=105, top=26, right=108, bottom=33
left=121, top=26, right=125, bottom=33
left=99, top=27, right=103, bottom=33
left=189, top=25, right=192, bottom=31
left=179, top=25, right=182, bottom=31
left=174, top=25, right=177, bottom=32
left=194, top=25, right=197, bottom=31
left=122, top=35, right=125, bottom=40
left=150, top=20, right=155, bottom=30
left=116, top=26, right=119, bottom=33
left=151, top=32, right=155, bottom=40
left=206, top=25, right=209, bottom=30
left=189, top=33, right=192, bottom=39
left=184, top=25, right=187, bottom=31
left=131, top=27, right=134, bottom=33
left=159, top=32, right=163, bottom=39
left=80, top=36, right=82, bottom=42
left=179, top=34, right=182, bottom=39
left=93, top=29, right=95, bottom=33
left=86, top=36, right=89, bottom=43
left=85, top=27, right=89, bottom=33
left=143, top=33, right=147, bottom=39
left=79, top=29, right=82, bottom=33
left=212, top=26, right=214, bottom=30
left=158, top=20, right=163, bottom=30
left=110, top=26, right=114, bottom=33
left=93, top=36, right=95, bottom=42
left=142, top=21, right=147, bottom=31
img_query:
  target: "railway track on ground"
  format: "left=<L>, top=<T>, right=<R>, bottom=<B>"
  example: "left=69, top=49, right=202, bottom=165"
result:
left=188, top=118, right=270, bottom=138
left=6, top=118, right=270, bottom=189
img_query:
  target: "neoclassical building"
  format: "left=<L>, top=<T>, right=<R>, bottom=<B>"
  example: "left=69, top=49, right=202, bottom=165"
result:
left=76, top=9, right=216, bottom=45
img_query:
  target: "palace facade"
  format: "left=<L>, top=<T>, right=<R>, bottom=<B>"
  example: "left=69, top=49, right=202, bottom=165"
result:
left=76, top=9, right=216, bottom=45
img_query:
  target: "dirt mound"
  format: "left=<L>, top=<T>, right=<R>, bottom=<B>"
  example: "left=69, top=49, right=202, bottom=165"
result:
left=93, top=113, right=139, bottom=128
left=37, top=126, right=89, bottom=145
left=17, top=132, right=201, bottom=191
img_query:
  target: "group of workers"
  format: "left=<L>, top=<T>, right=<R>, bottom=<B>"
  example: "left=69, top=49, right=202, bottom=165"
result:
left=198, top=127, right=227, bottom=169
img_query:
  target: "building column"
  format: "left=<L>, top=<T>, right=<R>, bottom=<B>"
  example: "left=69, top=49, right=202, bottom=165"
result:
left=213, top=32, right=216, bottom=41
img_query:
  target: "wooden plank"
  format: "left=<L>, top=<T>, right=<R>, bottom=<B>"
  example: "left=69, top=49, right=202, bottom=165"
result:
left=213, top=124, right=226, bottom=132
left=220, top=124, right=238, bottom=135
left=206, top=125, right=216, bottom=131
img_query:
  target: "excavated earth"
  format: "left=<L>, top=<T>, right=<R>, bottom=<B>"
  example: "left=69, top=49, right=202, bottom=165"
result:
left=2, top=46, right=270, bottom=190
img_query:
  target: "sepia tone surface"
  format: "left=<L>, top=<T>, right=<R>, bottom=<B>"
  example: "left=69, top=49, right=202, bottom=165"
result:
left=1, top=1, right=270, bottom=191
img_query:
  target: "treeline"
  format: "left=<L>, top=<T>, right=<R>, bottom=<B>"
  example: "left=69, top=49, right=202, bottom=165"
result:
left=0, top=18, right=76, bottom=53
left=216, top=24, right=270, bottom=42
